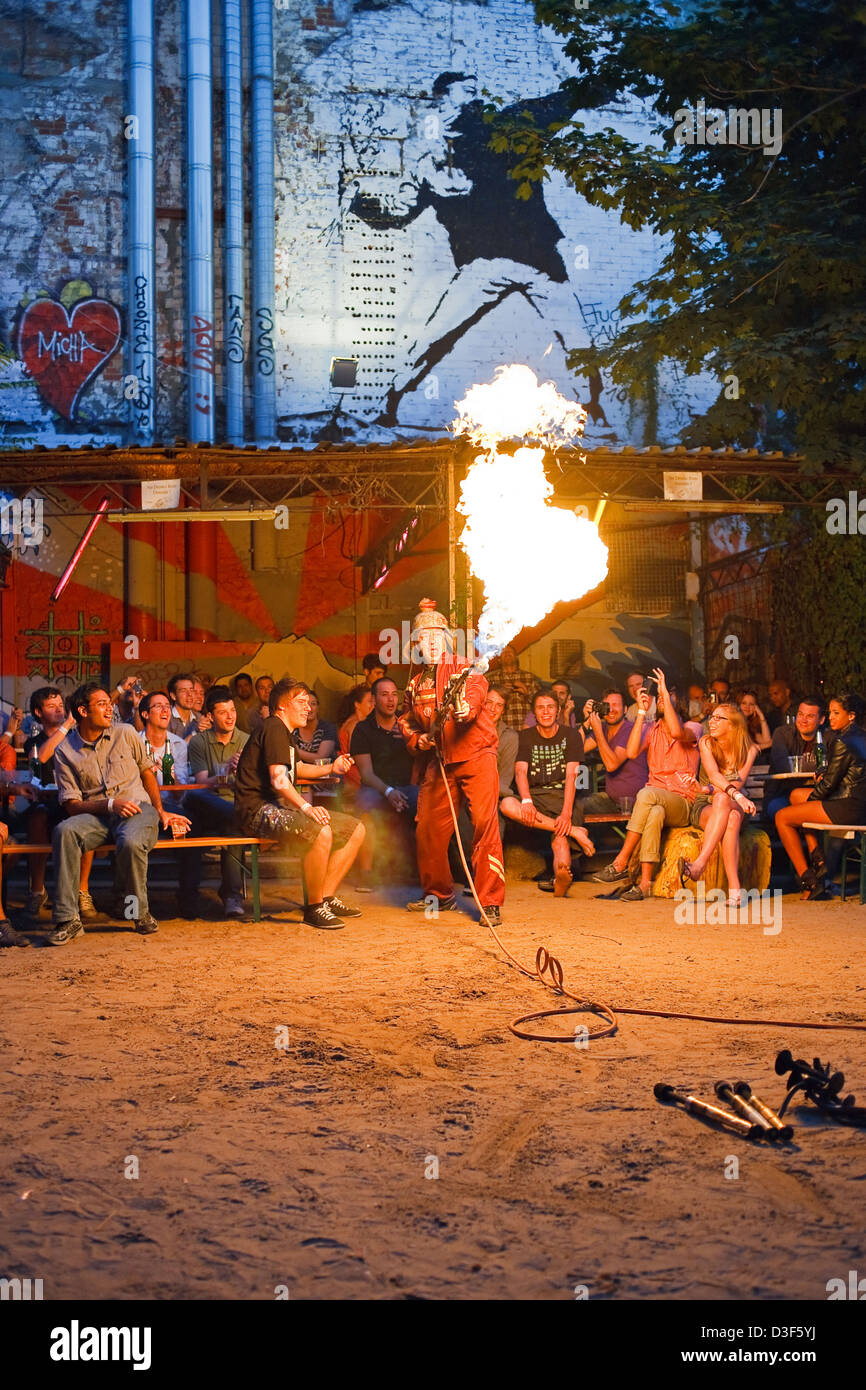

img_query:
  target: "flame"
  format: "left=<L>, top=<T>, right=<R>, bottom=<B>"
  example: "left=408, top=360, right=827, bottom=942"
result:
left=452, top=365, right=608, bottom=659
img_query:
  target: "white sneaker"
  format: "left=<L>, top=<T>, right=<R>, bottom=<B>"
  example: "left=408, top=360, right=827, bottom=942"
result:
left=78, top=891, right=99, bottom=921
left=222, top=893, right=245, bottom=918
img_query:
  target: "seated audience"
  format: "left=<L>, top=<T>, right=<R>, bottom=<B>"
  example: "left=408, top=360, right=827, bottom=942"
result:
left=626, top=670, right=657, bottom=723
left=24, top=686, right=96, bottom=920
left=338, top=685, right=374, bottom=791
left=362, top=653, right=387, bottom=687
left=111, top=674, right=146, bottom=730
left=167, top=674, right=199, bottom=741
left=246, top=675, right=275, bottom=736
left=295, top=691, right=338, bottom=761
left=766, top=678, right=795, bottom=733
left=594, top=669, right=701, bottom=902
left=0, top=819, right=31, bottom=946
left=775, top=692, right=866, bottom=899
left=1, top=703, right=25, bottom=750
left=523, top=678, right=576, bottom=728
left=687, top=680, right=709, bottom=720
left=737, top=689, right=772, bottom=758
left=580, top=688, right=650, bottom=813
left=233, top=678, right=363, bottom=929
left=230, top=672, right=258, bottom=733
left=489, top=644, right=539, bottom=730
left=501, top=688, right=595, bottom=897
left=185, top=685, right=249, bottom=918
left=49, top=683, right=190, bottom=945
left=678, top=704, right=759, bottom=907
left=190, top=677, right=207, bottom=714
left=766, top=695, right=824, bottom=820
left=351, top=676, right=418, bottom=883
left=138, top=692, right=189, bottom=804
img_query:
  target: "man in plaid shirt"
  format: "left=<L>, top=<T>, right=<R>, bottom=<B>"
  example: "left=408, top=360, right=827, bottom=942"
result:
left=489, top=645, right=540, bottom=730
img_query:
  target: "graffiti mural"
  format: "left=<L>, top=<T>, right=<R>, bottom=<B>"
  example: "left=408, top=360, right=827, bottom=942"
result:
left=23, top=609, right=108, bottom=685
left=17, top=281, right=121, bottom=421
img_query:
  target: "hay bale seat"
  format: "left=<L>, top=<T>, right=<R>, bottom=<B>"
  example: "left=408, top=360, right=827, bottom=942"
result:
left=643, top=823, right=772, bottom=899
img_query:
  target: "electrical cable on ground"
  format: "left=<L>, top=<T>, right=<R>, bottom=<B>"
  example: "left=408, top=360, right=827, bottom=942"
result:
left=436, top=752, right=866, bottom=1044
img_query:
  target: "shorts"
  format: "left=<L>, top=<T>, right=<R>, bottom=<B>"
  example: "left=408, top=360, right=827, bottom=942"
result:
left=690, top=792, right=713, bottom=827
left=810, top=795, right=866, bottom=827
left=529, top=788, right=583, bottom=824
left=247, top=801, right=359, bottom=849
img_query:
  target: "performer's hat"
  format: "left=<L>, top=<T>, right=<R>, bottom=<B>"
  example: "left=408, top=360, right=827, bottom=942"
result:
left=410, top=597, right=451, bottom=642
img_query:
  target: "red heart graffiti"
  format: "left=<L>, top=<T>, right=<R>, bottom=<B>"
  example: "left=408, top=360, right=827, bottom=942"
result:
left=18, top=297, right=121, bottom=420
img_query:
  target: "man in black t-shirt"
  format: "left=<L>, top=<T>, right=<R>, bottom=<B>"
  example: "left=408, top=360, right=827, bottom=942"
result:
left=233, top=678, right=365, bottom=929
left=500, top=688, right=596, bottom=896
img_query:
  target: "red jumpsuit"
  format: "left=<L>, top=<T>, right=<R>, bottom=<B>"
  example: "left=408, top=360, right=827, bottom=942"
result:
left=399, top=658, right=505, bottom=907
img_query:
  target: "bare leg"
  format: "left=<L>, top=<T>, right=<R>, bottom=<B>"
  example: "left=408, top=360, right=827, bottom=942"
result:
left=775, top=801, right=831, bottom=878
left=720, top=806, right=745, bottom=896
left=301, top=824, right=332, bottom=903
left=688, top=793, right=733, bottom=878
left=610, top=829, right=641, bottom=871
left=501, top=797, right=594, bottom=854
left=552, top=833, right=572, bottom=896
left=323, top=822, right=366, bottom=899
left=79, top=850, right=94, bottom=892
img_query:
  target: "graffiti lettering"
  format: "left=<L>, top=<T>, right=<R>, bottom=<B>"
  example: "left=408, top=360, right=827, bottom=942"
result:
left=36, top=329, right=100, bottom=363
left=191, top=315, right=215, bottom=376
left=255, top=306, right=275, bottom=377
left=227, top=293, right=246, bottom=365
left=133, top=275, right=151, bottom=355
left=580, top=302, right=622, bottom=346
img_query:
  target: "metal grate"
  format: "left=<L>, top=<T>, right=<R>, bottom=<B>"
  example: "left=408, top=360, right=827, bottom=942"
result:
left=549, top=639, right=584, bottom=680
left=603, top=524, right=689, bottom=615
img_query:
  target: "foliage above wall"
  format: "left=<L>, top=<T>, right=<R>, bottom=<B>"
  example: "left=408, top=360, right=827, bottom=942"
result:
left=487, top=0, right=865, bottom=471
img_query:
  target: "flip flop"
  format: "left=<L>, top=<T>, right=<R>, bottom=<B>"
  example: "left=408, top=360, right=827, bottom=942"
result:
left=677, top=856, right=695, bottom=890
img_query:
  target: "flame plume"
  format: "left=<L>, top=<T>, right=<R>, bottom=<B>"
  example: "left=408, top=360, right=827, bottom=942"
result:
left=452, top=365, right=608, bottom=660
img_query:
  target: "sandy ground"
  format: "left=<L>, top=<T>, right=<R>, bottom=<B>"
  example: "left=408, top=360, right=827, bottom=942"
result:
left=1, top=866, right=865, bottom=1302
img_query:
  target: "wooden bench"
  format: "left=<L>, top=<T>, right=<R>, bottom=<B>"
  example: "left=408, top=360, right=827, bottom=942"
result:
left=584, top=812, right=630, bottom=842
left=803, top=822, right=866, bottom=903
left=0, top=836, right=278, bottom=922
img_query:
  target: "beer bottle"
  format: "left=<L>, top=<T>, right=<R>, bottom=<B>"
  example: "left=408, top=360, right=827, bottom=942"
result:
left=162, top=748, right=175, bottom=786
left=815, top=729, right=825, bottom=771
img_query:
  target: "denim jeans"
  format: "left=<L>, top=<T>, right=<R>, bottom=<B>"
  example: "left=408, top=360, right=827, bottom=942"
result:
left=52, top=806, right=158, bottom=924
left=182, top=789, right=243, bottom=897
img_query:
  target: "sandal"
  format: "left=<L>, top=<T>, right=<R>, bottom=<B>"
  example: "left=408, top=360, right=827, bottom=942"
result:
left=798, top=868, right=820, bottom=901
left=677, top=856, right=697, bottom=890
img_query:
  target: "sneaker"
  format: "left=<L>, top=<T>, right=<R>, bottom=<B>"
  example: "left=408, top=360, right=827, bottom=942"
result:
left=0, top=918, right=31, bottom=948
left=619, top=884, right=645, bottom=902
left=406, top=894, right=458, bottom=912
left=481, top=905, right=502, bottom=926
left=47, top=919, right=85, bottom=946
left=536, top=878, right=555, bottom=893
left=325, top=895, right=361, bottom=919
left=26, top=889, right=48, bottom=917
left=134, top=914, right=159, bottom=935
left=592, top=863, right=629, bottom=884
left=303, top=903, right=344, bottom=930
left=221, top=893, right=246, bottom=919
left=78, top=890, right=99, bottom=921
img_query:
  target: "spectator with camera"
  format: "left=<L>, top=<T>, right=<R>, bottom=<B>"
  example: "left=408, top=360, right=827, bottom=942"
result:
left=593, top=669, right=701, bottom=901
left=625, top=670, right=657, bottom=723
left=167, top=674, right=199, bottom=741
left=500, top=688, right=595, bottom=896
left=21, top=687, right=96, bottom=920
left=579, top=688, right=650, bottom=814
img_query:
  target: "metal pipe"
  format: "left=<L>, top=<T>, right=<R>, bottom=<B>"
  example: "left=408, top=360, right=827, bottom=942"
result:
left=223, top=0, right=245, bottom=444
left=127, top=0, right=156, bottom=444
left=654, top=1083, right=762, bottom=1139
left=733, top=1082, right=794, bottom=1142
left=715, top=1081, right=775, bottom=1136
left=186, top=0, right=215, bottom=442
left=250, top=0, right=276, bottom=443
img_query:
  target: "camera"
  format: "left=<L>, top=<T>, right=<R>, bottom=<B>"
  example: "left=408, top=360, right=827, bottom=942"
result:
left=588, top=699, right=611, bottom=718
left=133, top=681, right=142, bottom=695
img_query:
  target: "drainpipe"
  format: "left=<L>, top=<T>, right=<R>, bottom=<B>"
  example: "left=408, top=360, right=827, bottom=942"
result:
left=250, top=0, right=276, bottom=443
left=223, top=0, right=245, bottom=444
left=127, top=0, right=155, bottom=443
left=186, top=0, right=215, bottom=442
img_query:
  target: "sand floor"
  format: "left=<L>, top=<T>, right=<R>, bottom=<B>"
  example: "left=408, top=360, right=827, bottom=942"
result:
left=1, top=875, right=864, bottom=1301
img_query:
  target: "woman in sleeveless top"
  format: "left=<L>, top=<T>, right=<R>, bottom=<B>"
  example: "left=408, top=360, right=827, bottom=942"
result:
left=679, top=703, right=758, bottom=906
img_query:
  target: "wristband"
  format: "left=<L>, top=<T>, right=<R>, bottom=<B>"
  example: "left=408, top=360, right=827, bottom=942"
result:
left=107, top=797, right=115, bottom=812
left=521, top=797, right=533, bottom=805
left=385, top=786, right=394, bottom=798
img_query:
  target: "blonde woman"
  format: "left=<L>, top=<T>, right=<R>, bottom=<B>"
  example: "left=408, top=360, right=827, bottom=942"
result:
left=678, top=704, right=758, bottom=906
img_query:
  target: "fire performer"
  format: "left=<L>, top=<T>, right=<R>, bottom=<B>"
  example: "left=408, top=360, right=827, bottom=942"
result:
left=400, top=599, right=505, bottom=924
